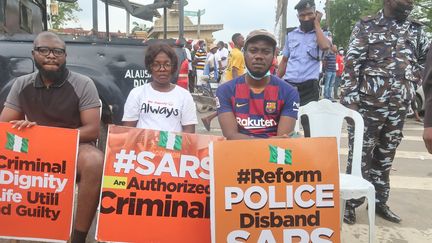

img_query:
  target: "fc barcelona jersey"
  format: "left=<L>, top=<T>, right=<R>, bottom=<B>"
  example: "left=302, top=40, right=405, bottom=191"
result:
left=216, top=75, right=300, bottom=138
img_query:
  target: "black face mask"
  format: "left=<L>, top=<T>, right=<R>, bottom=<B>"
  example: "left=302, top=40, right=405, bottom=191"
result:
left=393, top=4, right=413, bottom=22
left=300, top=20, right=315, bottom=32
left=35, top=61, right=67, bottom=82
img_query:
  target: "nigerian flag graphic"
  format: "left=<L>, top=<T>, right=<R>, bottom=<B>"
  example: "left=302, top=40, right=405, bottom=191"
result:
left=5, top=132, right=29, bottom=153
left=269, top=145, right=292, bottom=165
left=158, top=131, right=182, bottom=151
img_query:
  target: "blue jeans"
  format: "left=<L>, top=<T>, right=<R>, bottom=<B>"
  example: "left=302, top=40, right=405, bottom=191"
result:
left=324, top=71, right=336, bottom=99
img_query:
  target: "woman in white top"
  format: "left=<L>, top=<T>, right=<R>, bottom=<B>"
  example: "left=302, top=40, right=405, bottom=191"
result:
left=122, top=43, right=198, bottom=133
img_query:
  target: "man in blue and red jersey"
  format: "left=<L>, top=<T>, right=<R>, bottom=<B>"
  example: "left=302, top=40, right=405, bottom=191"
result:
left=216, top=29, right=300, bottom=139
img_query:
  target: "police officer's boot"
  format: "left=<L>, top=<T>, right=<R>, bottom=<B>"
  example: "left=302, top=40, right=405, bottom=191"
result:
left=376, top=203, right=402, bottom=223
left=343, top=205, right=356, bottom=225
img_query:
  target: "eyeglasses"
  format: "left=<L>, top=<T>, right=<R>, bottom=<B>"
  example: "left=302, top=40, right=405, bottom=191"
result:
left=34, top=47, right=66, bottom=57
left=150, top=63, right=174, bottom=71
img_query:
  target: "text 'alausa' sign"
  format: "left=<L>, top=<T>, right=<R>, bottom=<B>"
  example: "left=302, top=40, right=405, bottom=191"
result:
left=96, top=125, right=223, bottom=243
left=210, top=138, right=340, bottom=243
left=0, top=123, right=79, bottom=242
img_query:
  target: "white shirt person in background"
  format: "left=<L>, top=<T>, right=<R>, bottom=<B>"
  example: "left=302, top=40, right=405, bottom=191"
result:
left=122, top=43, right=198, bottom=133
left=217, top=41, right=229, bottom=69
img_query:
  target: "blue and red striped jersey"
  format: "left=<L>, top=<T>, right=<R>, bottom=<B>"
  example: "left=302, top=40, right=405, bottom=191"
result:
left=216, top=75, right=300, bottom=138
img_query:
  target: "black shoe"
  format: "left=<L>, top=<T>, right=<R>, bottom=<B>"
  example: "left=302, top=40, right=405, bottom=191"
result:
left=376, top=204, right=402, bottom=223
left=343, top=206, right=356, bottom=225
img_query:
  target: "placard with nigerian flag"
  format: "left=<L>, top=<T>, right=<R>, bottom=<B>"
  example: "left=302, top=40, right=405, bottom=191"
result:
left=0, top=122, right=79, bottom=242
left=96, top=125, right=224, bottom=243
left=210, top=138, right=340, bottom=243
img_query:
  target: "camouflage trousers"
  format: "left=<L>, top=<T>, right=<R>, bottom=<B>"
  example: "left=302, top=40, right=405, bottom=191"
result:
left=346, top=101, right=408, bottom=208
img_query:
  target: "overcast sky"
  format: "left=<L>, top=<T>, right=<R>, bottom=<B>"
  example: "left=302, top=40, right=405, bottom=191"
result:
left=65, top=0, right=326, bottom=43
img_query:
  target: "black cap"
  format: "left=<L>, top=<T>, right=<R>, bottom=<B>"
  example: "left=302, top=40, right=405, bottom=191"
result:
left=295, top=0, right=315, bottom=10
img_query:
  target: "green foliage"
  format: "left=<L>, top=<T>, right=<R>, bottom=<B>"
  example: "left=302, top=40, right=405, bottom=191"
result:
left=327, top=0, right=431, bottom=49
left=51, top=2, right=82, bottom=30
left=327, top=0, right=381, bottom=49
left=131, top=21, right=150, bottom=33
left=412, top=0, right=432, bottom=34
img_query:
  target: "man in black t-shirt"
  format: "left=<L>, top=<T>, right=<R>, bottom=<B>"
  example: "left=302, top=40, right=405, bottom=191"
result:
left=0, top=32, right=103, bottom=243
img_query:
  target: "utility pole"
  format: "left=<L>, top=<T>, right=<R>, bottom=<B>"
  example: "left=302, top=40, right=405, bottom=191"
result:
left=325, top=0, right=330, bottom=30
left=163, top=7, right=167, bottom=39
left=105, top=0, right=110, bottom=41
left=179, top=0, right=184, bottom=40
left=281, top=0, right=288, bottom=48
left=197, top=9, right=201, bottom=39
left=126, top=12, right=130, bottom=34
left=92, top=0, right=98, bottom=34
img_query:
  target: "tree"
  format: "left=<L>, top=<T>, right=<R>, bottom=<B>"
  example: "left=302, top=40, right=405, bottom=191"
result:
left=326, top=0, right=382, bottom=49
left=327, top=0, right=432, bottom=49
left=412, top=0, right=432, bottom=35
left=131, top=21, right=150, bottom=33
left=51, top=2, right=82, bottom=30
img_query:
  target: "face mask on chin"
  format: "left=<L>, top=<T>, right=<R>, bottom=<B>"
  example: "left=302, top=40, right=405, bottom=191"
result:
left=246, top=65, right=271, bottom=81
left=300, top=20, right=315, bottom=32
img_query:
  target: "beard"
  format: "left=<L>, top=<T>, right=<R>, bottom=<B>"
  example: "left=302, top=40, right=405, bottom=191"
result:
left=35, top=61, right=67, bottom=81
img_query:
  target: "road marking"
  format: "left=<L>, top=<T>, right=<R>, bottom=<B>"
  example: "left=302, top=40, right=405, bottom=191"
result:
left=340, top=133, right=423, bottom=142
left=403, top=126, right=424, bottom=131
left=342, top=224, right=432, bottom=242
left=390, top=176, right=432, bottom=191
left=339, top=147, right=432, bottom=160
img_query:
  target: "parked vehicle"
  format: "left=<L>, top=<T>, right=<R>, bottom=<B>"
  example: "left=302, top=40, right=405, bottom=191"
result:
left=0, top=0, right=187, bottom=125
left=407, top=86, right=425, bottom=118
left=416, top=86, right=425, bottom=113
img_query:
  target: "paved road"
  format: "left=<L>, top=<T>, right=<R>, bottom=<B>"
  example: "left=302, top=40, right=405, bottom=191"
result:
left=1, top=111, right=431, bottom=243
left=195, top=111, right=432, bottom=243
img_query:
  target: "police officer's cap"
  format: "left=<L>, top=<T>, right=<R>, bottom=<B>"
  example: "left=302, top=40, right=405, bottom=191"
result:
left=295, top=0, right=315, bottom=10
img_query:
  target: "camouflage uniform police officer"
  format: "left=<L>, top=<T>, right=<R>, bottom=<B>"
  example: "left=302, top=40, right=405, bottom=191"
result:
left=341, top=0, right=430, bottom=224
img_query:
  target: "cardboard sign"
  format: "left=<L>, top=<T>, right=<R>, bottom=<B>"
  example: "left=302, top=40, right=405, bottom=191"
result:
left=210, top=138, right=340, bottom=243
left=96, top=125, right=224, bottom=243
left=0, top=123, right=79, bottom=242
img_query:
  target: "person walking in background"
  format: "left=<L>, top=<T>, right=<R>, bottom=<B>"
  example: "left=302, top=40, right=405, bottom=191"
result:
left=334, top=47, right=345, bottom=99
left=323, top=44, right=337, bottom=100
left=224, top=33, right=245, bottom=82
left=203, top=43, right=221, bottom=82
left=176, top=39, right=189, bottom=90
left=269, top=46, right=280, bottom=75
left=341, top=0, right=430, bottom=225
left=194, top=40, right=207, bottom=87
left=216, top=41, right=229, bottom=83
left=216, top=41, right=229, bottom=70
left=201, top=33, right=245, bottom=131
left=185, top=39, right=196, bottom=92
left=277, top=0, right=330, bottom=136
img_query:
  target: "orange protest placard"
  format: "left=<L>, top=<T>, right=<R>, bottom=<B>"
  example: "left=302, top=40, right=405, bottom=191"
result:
left=96, top=125, right=224, bottom=243
left=0, top=123, right=79, bottom=242
left=210, top=138, right=340, bottom=243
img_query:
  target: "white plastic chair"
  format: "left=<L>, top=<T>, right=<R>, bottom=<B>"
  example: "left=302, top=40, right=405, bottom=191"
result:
left=96, top=99, right=102, bottom=147
left=295, top=99, right=375, bottom=243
